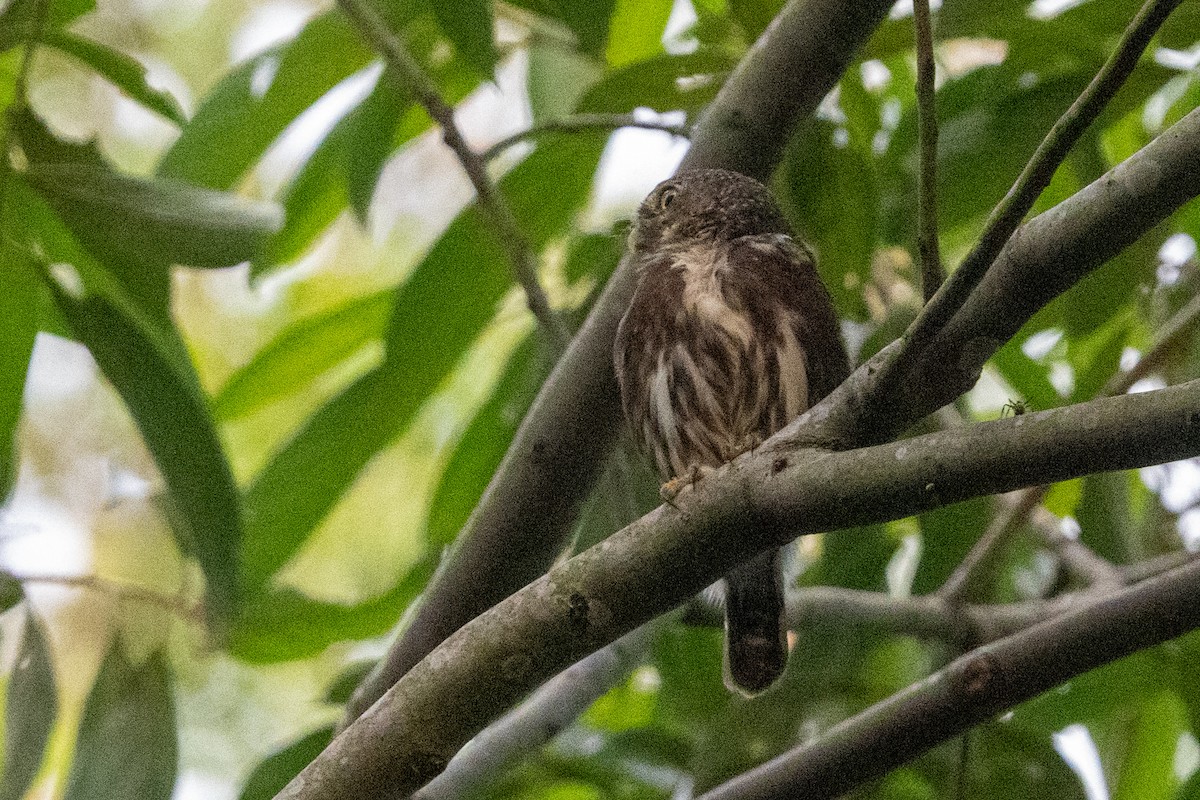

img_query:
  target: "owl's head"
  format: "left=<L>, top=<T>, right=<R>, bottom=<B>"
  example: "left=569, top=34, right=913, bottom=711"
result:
left=628, top=169, right=791, bottom=254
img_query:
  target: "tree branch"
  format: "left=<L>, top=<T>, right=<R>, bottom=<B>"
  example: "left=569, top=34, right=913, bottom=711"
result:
left=277, top=378, right=1200, bottom=800
left=335, top=0, right=570, bottom=349
left=340, top=0, right=899, bottom=726
left=696, top=555, right=1200, bottom=800
left=899, top=0, right=1180, bottom=360
left=412, top=620, right=661, bottom=800
left=938, top=489, right=1042, bottom=605
left=790, top=102, right=1200, bottom=448
left=912, top=0, right=943, bottom=302
left=482, top=114, right=689, bottom=162
left=1104, top=290, right=1200, bottom=395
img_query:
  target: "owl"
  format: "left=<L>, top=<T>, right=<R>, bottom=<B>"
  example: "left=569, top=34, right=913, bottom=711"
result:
left=614, top=169, right=850, bottom=695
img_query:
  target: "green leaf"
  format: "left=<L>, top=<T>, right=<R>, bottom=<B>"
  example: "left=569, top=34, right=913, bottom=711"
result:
left=0, top=0, right=95, bottom=52
left=42, top=30, right=186, bottom=124
left=11, top=105, right=106, bottom=166
left=1078, top=471, right=1136, bottom=565
left=804, top=524, right=893, bottom=591
left=528, top=42, right=603, bottom=124
left=604, top=0, right=672, bottom=67
left=430, top=0, right=497, bottom=78
left=912, top=498, right=992, bottom=596
left=229, top=557, right=434, bottom=662
left=0, top=573, right=22, bottom=612
left=424, top=336, right=544, bottom=547
left=213, top=290, right=392, bottom=421
left=577, top=50, right=736, bottom=116
left=157, top=12, right=372, bottom=190
left=1111, top=691, right=1185, bottom=800
left=777, top=120, right=877, bottom=322
left=880, top=64, right=1092, bottom=245
left=253, top=20, right=481, bottom=274
left=14, top=185, right=242, bottom=623
left=24, top=164, right=283, bottom=269
left=0, top=241, right=37, bottom=494
left=0, top=613, right=56, bottom=800
left=323, top=661, right=374, bottom=705
left=238, top=727, right=334, bottom=800
left=241, top=136, right=604, bottom=590
left=344, top=69, right=411, bottom=220
left=64, top=645, right=176, bottom=800
left=509, top=0, right=618, bottom=58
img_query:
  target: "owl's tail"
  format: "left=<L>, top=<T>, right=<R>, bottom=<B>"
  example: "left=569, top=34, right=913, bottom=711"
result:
left=723, top=548, right=787, bottom=696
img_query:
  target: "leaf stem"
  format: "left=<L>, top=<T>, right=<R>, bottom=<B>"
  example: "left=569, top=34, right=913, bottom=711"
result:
left=481, top=113, right=689, bottom=162
left=912, top=0, right=943, bottom=302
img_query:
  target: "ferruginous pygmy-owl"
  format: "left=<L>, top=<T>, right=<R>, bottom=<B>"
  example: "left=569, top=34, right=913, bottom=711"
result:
left=614, top=168, right=850, bottom=696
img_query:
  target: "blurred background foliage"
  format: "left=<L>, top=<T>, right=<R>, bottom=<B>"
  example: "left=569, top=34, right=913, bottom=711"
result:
left=0, top=0, right=1199, bottom=797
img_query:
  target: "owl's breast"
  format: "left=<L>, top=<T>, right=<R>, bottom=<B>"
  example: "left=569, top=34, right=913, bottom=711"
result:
left=672, top=243, right=755, bottom=347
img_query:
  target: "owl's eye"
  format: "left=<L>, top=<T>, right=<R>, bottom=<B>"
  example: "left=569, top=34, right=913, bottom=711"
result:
left=658, top=188, right=677, bottom=210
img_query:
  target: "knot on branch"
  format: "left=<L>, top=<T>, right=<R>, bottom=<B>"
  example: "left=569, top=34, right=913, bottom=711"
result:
left=952, top=652, right=1001, bottom=699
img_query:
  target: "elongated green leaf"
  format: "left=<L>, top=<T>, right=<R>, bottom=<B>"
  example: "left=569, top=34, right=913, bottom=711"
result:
left=238, top=727, right=334, bottom=800
left=214, top=290, right=392, bottom=421
left=577, top=50, right=736, bottom=115
left=241, top=137, right=604, bottom=591
left=430, top=0, right=497, bottom=77
left=510, top=0, right=618, bottom=58
left=63, top=645, right=176, bottom=800
left=778, top=120, right=876, bottom=322
left=0, top=574, right=21, bottom=612
left=0, top=0, right=94, bottom=51
left=47, top=284, right=243, bottom=622
left=253, top=18, right=480, bottom=275
left=0, top=242, right=37, bottom=494
left=42, top=30, right=185, bottom=124
left=24, top=164, right=283, bottom=269
left=0, top=613, right=56, bottom=800
left=157, top=12, right=372, bottom=190
left=605, top=0, right=670, bottom=66
left=1112, top=691, right=1185, bottom=800
left=13, top=184, right=242, bottom=623
left=229, top=556, right=434, bottom=663
left=527, top=42, right=603, bottom=123
left=425, top=336, right=543, bottom=547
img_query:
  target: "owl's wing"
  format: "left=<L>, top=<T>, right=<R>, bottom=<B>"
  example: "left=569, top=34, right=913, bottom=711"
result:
left=727, top=234, right=851, bottom=406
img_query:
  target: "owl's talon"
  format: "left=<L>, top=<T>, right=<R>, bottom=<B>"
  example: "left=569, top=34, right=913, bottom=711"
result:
left=660, top=465, right=714, bottom=505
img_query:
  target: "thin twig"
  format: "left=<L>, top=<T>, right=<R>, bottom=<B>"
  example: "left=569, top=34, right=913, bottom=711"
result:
left=881, top=0, right=1181, bottom=389
left=938, top=488, right=1044, bottom=604
left=1028, top=505, right=1123, bottom=588
left=482, top=114, right=689, bottom=162
left=10, top=571, right=205, bottom=624
left=335, top=0, right=570, bottom=351
left=1105, top=290, right=1200, bottom=394
left=912, top=0, right=943, bottom=302
left=682, top=549, right=1191, bottom=646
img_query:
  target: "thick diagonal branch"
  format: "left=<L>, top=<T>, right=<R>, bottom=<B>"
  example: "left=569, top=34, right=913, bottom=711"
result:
left=787, top=103, right=1200, bottom=449
left=697, top=554, right=1200, bottom=800
left=277, top=378, right=1200, bottom=800
left=341, top=0, right=899, bottom=726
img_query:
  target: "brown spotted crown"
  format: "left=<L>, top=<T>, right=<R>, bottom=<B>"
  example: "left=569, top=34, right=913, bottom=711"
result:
left=629, top=169, right=791, bottom=254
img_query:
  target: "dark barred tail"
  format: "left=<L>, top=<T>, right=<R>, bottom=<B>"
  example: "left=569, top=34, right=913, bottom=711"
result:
left=723, top=548, right=787, bottom=696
